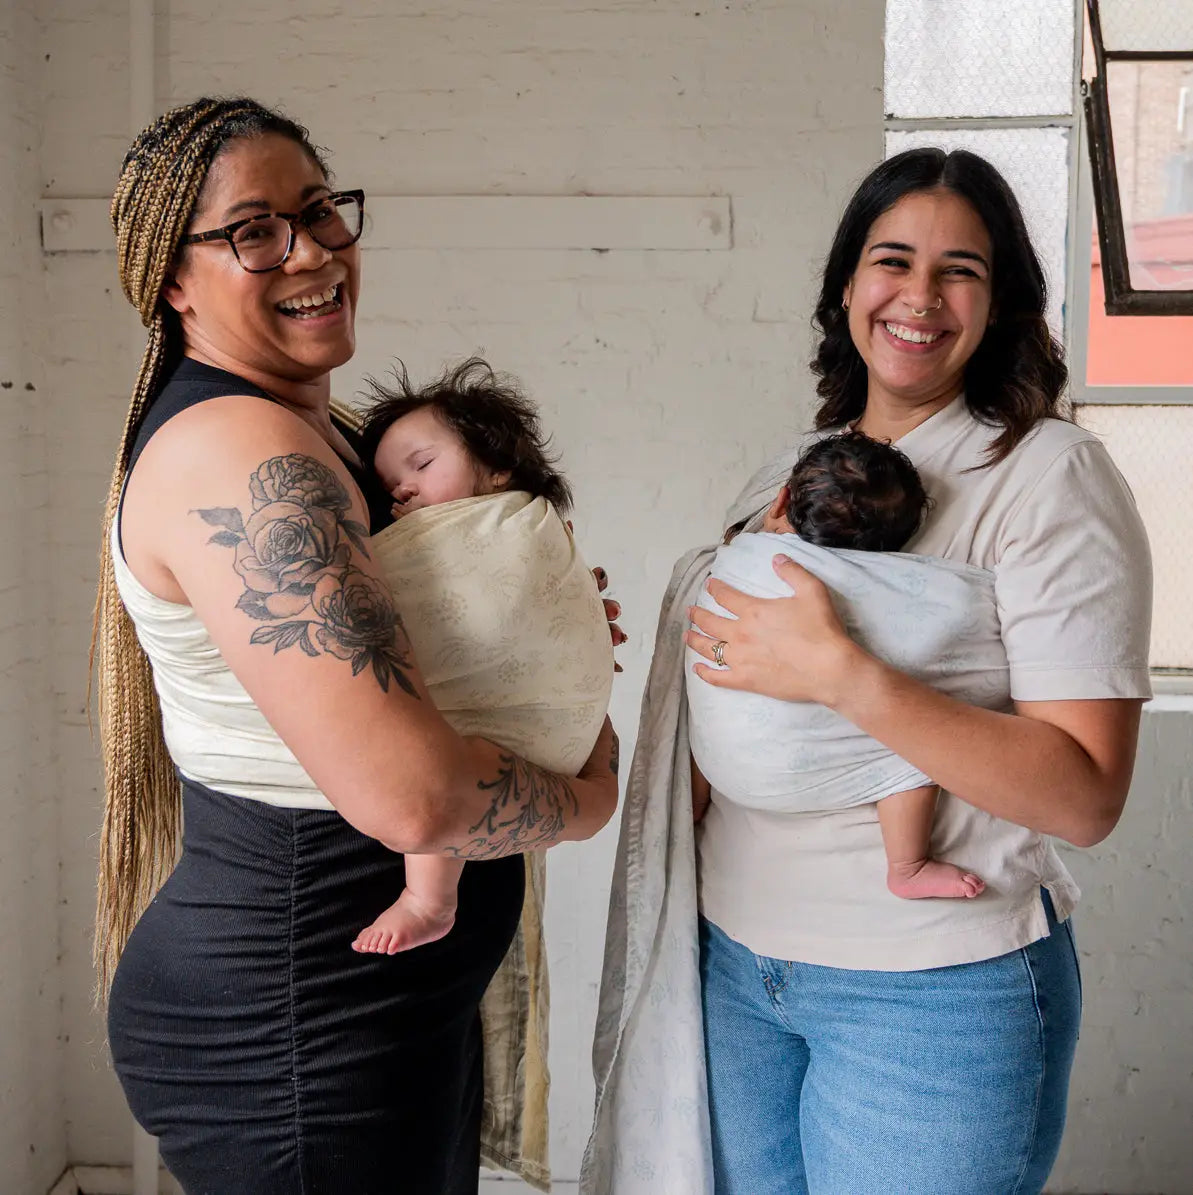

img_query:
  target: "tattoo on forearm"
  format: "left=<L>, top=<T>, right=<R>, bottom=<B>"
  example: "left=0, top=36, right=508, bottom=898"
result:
left=609, top=730, right=620, bottom=777
left=446, top=753, right=580, bottom=859
left=196, top=454, right=418, bottom=697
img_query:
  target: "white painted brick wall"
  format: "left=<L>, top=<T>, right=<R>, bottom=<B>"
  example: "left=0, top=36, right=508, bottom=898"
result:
left=0, top=0, right=65, bottom=1191
left=1053, top=714, right=1193, bottom=1193
left=13, top=2, right=1191, bottom=1192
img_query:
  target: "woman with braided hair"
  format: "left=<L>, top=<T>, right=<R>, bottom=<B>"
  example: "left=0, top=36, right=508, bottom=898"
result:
left=96, top=97, right=618, bottom=1194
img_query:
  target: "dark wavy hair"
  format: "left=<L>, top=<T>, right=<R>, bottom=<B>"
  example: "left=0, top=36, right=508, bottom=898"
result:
left=785, top=431, right=929, bottom=552
left=811, top=148, right=1068, bottom=465
left=358, top=357, right=573, bottom=514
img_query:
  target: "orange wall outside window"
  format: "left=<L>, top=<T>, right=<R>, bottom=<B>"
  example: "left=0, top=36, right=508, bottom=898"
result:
left=1087, top=220, right=1193, bottom=386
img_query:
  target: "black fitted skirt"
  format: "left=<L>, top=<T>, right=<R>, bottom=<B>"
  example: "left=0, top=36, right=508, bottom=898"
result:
left=108, top=779, right=524, bottom=1195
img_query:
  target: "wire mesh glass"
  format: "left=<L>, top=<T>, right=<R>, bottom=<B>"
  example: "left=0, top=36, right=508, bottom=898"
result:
left=1076, top=404, right=1193, bottom=669
left=885, top=128, right=1070, bottom=335
left=1098, top=0, right=1193, bottom=53
left=884, top=0, right=1075, bottom=118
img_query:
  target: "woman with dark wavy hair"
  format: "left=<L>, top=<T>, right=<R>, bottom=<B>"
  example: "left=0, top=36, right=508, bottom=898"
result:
left=684, top=147, right=1152, bottom=1191
left=587, top=148, right=1151, bottom=1194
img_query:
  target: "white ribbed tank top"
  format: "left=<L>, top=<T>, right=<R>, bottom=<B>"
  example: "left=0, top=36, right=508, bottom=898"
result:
left=110, top=521, right=333, bottom=809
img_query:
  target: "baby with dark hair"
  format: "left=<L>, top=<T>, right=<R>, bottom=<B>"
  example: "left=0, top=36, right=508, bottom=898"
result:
left=773, top=431, right=930, bottom=553
left=692, top=431, right=985, bottom=902
left=352, top=359, right=612, bottom=952
left=358, top=356, right=572, bottom=523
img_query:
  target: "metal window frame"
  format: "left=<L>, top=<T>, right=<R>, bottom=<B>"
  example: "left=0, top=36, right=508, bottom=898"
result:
left=1069, top=116, right=1193, bottom=402
left=1082, top=0, right=1193, bottom=316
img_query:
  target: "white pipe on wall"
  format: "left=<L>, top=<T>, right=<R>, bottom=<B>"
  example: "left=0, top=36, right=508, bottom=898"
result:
left=127, top=0, right=156, bottom=343
left=129, top=0, right=154, bottom=128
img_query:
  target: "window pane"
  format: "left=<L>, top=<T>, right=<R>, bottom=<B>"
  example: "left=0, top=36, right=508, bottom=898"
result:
left=1105, top=60, right=1193, bottom=293
left=885, top=128, right=1069, bottom=335
left=1077, top=404, right=1193, bottom=669
left=885, top=0, right=1074, bottom=118
left=1098, top=0, right=1193, bottom=53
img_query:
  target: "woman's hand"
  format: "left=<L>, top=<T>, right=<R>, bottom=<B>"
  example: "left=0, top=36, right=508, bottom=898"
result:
left=684, top=554, right=861, bottom=706
left=594, top=565, right=627, bottom=673
left=565, top=519, right=626, bottom=672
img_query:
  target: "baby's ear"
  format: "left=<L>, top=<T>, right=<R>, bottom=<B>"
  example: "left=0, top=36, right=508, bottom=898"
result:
left=490, top=469, right=513, bottom=491
left=760, top=486, right=793, bottom=533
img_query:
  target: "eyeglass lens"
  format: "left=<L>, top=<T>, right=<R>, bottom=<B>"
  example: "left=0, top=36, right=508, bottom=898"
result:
left=232, top=195, right=363, bottom=270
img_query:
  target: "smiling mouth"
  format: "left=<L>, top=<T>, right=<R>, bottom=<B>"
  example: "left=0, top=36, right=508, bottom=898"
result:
left=882, top=321, right=945, bottom=345
left=277, top=284, right=343, bottom=319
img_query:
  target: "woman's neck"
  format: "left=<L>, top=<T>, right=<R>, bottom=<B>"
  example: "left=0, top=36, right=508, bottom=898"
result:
left=853, top=385, right=961, bottom=445
left=182, top=347, right=351, bottom=458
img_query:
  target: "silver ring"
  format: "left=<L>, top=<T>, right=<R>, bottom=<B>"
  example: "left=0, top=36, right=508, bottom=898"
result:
left=711, top=640, right=728, bottom=667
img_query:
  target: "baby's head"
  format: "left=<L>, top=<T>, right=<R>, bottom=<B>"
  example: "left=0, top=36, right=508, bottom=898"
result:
left=762, top=431, right=929, bottom=551
left=359, top=358, right=572, bottom=518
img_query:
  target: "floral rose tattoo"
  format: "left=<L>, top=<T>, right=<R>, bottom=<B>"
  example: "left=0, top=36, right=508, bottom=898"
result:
left=197, top=454, right=419, bottom=697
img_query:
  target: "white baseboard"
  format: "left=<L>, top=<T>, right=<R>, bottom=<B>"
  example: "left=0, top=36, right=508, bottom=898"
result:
left=47, top=1172, right=79, bottom=1195
left=52, top=1166, right=574, bottom=1194
left=49, top=1168, right=181, bottom=1195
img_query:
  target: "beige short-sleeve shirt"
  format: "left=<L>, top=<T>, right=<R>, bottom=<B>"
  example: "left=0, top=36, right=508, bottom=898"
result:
left=696, top=396, right=1152, bottom=970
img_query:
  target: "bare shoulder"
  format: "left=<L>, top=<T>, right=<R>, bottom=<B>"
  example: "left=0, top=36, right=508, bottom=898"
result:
left=133, top=393, right=353, bottom=492
left=123, top=388, right=428, bottom=728
left=123, top=395, right=365, bottom=588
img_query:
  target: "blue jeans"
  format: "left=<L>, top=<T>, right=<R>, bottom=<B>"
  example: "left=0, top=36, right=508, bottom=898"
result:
left=699, top=893, right=1081, bottom=1195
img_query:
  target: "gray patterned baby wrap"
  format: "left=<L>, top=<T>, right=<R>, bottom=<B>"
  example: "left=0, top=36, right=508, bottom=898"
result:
left=686, top=531, right=1008, bottom=811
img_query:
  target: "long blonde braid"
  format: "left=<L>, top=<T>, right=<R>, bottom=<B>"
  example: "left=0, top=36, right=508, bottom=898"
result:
left=92, top=97, right=328, bottom=997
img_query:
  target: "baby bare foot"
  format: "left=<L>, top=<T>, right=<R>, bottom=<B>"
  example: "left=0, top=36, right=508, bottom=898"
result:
left=887, top=857, right=985, bottom=901
left=352, top=891, right=457, bottom=955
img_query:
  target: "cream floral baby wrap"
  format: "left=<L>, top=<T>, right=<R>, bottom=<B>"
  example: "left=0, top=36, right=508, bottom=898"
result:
left=371, top=488, right=614, bottom=1190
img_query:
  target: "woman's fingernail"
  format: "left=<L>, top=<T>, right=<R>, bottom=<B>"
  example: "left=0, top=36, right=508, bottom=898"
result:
left=609, top=602, right=622, bottom=618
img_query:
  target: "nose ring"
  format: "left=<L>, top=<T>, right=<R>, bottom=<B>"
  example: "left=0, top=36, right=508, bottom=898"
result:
left=909, top=297, right=943, bottom=318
